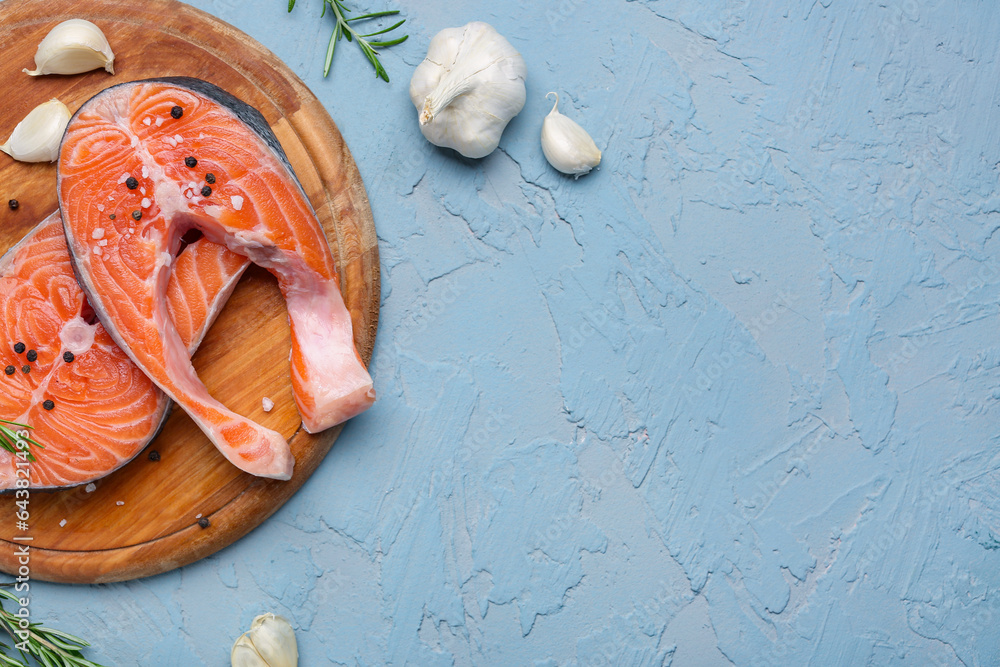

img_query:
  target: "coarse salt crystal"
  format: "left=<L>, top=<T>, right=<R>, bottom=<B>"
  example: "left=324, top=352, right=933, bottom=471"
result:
left=156, top=117, right=165, bottom=127
left=85, top=483, right=96, bottom=493
left=141, top=198, right=151, bottom=209
left=262, top=397, right=274, bottom=412
left=195, top=513, right=203, bottom=519
left=231, top=195, right=244, bottom=211
left=99, top=240, right=108, bottom=247
left=116, top=500, right=124, bottom=506
left=97, top=204, right=105, bottom=212
left=140, top=186, right=147, bottom=195
left=118, top=172, right=130, bottom=184
left=143, top=117, right=152, bottom=126
left=92, top=228, right=105, bottom=240
left=59, top=519, right=67, bottom=527
left=174, top=134, right=183, bottom=143
left=142, top=166, right=149, bottom=178
left=93, top=246, right=102, bottom=256
left=166, top=136, right=178, bottom=148
left=130, top=135, right=139, bottom=147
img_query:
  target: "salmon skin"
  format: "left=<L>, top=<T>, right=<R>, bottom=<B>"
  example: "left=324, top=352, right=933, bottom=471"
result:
left=58, top=77, right=375, bottom=481
left=0, top=212, right=248, bottom=490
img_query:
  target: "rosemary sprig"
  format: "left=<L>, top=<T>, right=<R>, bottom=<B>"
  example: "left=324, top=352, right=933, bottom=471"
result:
left=287, top=0, right=408, bottom=81
left=0, top=420, right=41, bottom=463
left=0, top=589, right=104, bottom=667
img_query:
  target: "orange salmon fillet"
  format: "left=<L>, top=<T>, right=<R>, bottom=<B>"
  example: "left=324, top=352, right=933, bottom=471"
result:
left=0, top=213, right=248, bottom=489
left=58, top=78, right=375, bottom=480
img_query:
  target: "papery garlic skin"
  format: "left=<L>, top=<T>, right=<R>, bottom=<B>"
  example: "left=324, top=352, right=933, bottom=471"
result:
left=231, top=634, right=270, bottom=667
left=409, top=22, right=526, bottom=159
left=231, top=614, right=298, bottom=667
left=0, top=99, right=72, bottom=163
left=24, top=19, right=115, bottom=76
left=541, top=92, right=601, bottom=178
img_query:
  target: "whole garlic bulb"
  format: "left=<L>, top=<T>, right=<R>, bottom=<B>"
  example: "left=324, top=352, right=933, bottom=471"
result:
left=541, top=93, right=601, bottom=178
left=0, top=99, right=72, bottom=163
left=24, top=19, right=115, bottom=77
left=409, top=22, right=527, bottom=159
left=231, top=613, right=298, bottom=667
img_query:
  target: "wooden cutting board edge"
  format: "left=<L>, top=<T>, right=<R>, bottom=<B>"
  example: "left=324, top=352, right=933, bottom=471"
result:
left=0, top=0, right=379, bottom=583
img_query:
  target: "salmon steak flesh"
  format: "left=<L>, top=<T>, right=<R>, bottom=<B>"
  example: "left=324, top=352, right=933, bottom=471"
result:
left=58, top=77, right=376, bottom=481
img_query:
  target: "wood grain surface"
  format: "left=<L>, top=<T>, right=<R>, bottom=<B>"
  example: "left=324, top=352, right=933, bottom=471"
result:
left=0, top=0, right=379, bottom=583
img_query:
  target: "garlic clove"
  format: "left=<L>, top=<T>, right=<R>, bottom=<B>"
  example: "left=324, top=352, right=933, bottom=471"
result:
left=231, top=613, right=298, bottom=667
left=0, top=99, right=72, bottom=163
left=231, top=633, right=270, bottom=667
left=23, top=19, right=115, bottom=77
left=541, top=92, right=602, bottom=178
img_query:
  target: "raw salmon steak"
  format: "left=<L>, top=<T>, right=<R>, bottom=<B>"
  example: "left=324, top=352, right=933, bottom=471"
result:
left=58, top=77, right=375, bottom=480
left=0, top=212, right=248, bottom=490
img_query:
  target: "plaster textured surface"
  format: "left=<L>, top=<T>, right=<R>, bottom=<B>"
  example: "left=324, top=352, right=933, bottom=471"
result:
left=14, top=1, right=1000, bottom=665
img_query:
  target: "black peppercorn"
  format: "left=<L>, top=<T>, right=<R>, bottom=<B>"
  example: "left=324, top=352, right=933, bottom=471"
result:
left=148, top=450, right=161, bottom=462
left=132, top=210, right=142, bottom=221
left=126, top=176, right=139, bottom=190
left=8, top=200, right=18, bottom=210
left=109, top=213, right=116, bottom=220
left=201, top=186, right=212, bottom=197
left=171, top=106, right=183, bottom=119
left=21, top=365, right=29, bottom=374
left=13, top=342, right=25, bottom=354
left=25, top=349, right=37, bottom=362
left=42, top=400, right=54, bottom=411
left=185, top=156, right=197, bottom=168
left=63, top=351, right=75, bottom=363
left=4, top=366, right=14, bottom=376
left=198, top=517, right=210, bottom=529
left=205, top=173, right=216, bottom=184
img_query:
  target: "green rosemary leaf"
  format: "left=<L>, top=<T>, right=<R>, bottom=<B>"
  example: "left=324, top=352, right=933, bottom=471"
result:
left=0, top=419, right=42, bottom=461
left=367, top=35, right=408, bottom=47
left=324, top=20, right=340, bottom=76
left=361, top=19, right=405, bottom=37
left=290, top=0, right=407, bottom=81
left=346, top=9, right=400, bottom=21
left=0, top=591, right=105, bottom=667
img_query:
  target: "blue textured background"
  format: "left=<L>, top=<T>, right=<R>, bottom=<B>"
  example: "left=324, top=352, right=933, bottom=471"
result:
left=26, top=0, right=1000, bottom=665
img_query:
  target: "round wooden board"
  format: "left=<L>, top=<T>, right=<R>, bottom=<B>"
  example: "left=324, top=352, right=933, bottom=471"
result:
left=0, top=0, right=379, bottom=583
